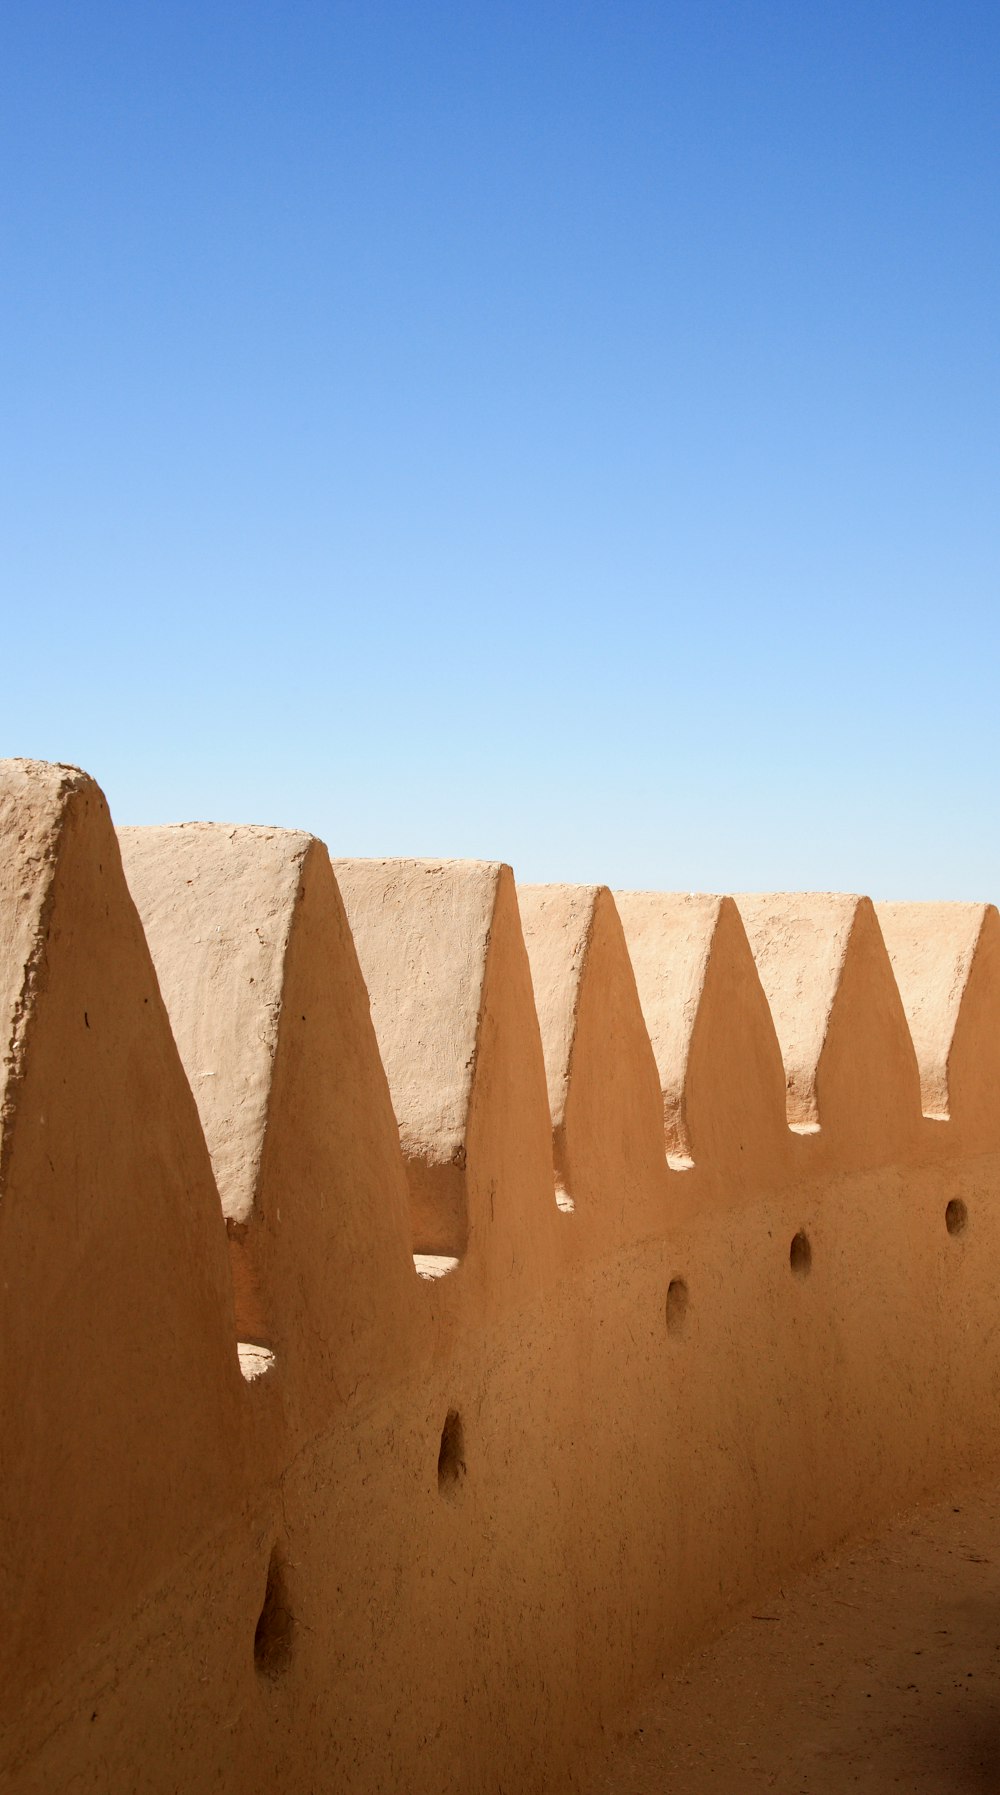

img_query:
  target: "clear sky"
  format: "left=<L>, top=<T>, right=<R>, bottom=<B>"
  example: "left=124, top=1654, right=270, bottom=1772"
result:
left=3, top=2, right=997, bottom=897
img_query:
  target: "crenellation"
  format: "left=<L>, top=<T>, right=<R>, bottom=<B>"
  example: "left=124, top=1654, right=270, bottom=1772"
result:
left=877, top=899, right=1000, bottom=1151
left=119, top=823, right=420, bottom=1436
left=615, top=891, right=791, bottom=1198
left=3, top=758, right=1000, bottom=1795
left=335, top=857, right=558, bottom=1310
left=519, top=882, right=667, bottom=1250
left=0, top=761, right=246, bottom=1716
left=737, top=892, right=924, bottom=1168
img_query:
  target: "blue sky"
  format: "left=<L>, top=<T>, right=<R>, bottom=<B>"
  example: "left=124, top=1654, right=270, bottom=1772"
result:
left=3, top=1, right=997, bottom=896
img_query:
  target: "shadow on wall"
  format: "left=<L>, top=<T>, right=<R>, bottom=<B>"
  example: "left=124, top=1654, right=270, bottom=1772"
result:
left=2, top=758, right=1000, bottom=1795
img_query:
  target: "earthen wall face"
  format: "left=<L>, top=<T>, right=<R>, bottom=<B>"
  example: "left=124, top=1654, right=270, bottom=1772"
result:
left=2, top=759, right=999, bottom=1794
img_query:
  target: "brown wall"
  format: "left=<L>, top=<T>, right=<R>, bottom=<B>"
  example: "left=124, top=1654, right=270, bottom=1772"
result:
left=2, top=759, right=999, bottom=1794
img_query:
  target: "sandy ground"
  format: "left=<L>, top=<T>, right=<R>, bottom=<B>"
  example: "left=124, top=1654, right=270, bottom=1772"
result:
left=586, top=1480, right=1000, bottom=1794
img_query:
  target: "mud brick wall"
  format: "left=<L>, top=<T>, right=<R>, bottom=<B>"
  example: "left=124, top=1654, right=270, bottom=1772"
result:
left=3, top=757, right=998, bottom=1794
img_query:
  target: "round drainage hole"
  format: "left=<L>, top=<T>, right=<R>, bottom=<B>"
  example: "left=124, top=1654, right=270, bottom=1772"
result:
left=945, top=1198, right=968, bottom=1237
left=665, top=1278, right=689, bottom=1337
left=789, top=1231, right=812, bottom=1278
left=254, top=1544, right=294, bottom=1679
left=437, top=1409, right=466, bottom=1495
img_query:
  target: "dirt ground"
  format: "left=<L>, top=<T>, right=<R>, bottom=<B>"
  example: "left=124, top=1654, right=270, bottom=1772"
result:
left=586, top=1479, right=1000, bottom=1794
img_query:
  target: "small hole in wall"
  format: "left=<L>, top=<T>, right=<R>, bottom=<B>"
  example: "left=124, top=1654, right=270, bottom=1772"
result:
left=789, top=1231, right=812, bottom=1279
left=665, top=1278, right=689, bottom=1337
left=437, top=1409, right=466, bottom=1496
left=554, top=1174, right=575, bottom=1214
left=238, top=1342, right=276, bottom=1382
left=946, top=1198, right=968, bottom=1237
left=413, top=1254, right=461, bottom=1282
left=254, top=1544, right=294, bottom=1679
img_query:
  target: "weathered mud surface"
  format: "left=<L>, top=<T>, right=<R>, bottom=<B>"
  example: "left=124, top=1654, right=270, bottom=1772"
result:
left=590, top=1476, right=1000, bottom=1794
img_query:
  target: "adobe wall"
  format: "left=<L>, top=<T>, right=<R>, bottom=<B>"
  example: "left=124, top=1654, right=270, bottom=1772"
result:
left=2, top=758, right=999, bottom=1794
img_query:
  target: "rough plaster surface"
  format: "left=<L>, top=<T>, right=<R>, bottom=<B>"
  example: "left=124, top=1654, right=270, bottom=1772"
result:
left=877, top=901, right=986, bottom=1119
left=588, top=1475, right=1000, bottom=1794
left=118, top=822, right=308, bottom=1222
left=614, top=891, right=790, bottom=1189
left=611, top=891, right=726, bottom=1162
left=877, top=902, right=1000, bottom=1155
left=0, top=761, right=245, bottom=1716
left=119, top=824, right=418, bottom=1433
left=3, top=761, right=1000, bottom=1795
left=333, top=857, right=499, bottom=1168
left=518, top=881, right=598, bottom=1131
left=519, top=883, right=667, bottom=1244
left=335, top=857, right=556, bottom=1283
left=0, top=759, right=83, bottom=1169
left=737, top=893, right=923, bottom=1169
